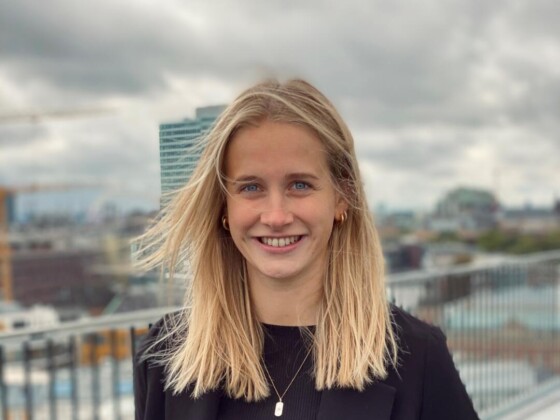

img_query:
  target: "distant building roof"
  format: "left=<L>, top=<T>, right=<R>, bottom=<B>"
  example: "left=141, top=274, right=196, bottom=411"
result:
left=444, top=285, right=560, bottom=331
left=502, top=208, right=555, bottom=218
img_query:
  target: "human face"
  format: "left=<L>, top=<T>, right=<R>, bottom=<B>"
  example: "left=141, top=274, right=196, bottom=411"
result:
left=224, top=120, right=348, bottom=288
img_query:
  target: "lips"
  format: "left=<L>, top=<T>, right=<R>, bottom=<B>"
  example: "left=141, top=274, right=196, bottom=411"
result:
left=258, top=236, right=302, bottom=247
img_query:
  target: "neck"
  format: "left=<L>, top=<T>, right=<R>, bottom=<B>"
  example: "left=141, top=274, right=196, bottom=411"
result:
left=248, top=273, right=322, bottom=326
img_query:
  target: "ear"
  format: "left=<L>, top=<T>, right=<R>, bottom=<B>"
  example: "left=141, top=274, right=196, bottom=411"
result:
left=335, top=195, right=349, bottom=218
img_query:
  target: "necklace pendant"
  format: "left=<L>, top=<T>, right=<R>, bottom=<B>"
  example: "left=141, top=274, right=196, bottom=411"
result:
left=274, top=401, right=284, bottom=417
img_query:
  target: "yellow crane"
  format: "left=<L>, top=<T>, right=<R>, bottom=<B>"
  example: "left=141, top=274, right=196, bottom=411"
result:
left=0, top=107, right=114, bottom=124
left=0, top=187, right=14, bottom=301
left=0, top=184, right=99, bottom=301
left=0, top=105, right=116, bottom=301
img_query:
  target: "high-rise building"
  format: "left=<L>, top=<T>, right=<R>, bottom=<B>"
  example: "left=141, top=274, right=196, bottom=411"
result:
left=159, top=105, right=225, bottom=207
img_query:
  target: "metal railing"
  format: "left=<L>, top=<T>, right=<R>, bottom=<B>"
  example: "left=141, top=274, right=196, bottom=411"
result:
left=387, top=250, right=560, bottom=418
left=0, top=251, right=559, bottom=419
left=0, top=308, right=175, bottom=420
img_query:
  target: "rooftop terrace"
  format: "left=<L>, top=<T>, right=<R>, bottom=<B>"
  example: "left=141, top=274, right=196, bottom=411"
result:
left=1, top=250, right=559, bottom=419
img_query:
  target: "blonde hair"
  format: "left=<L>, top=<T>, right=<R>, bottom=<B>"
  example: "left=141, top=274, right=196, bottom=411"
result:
left=135, top=79, right=398, bottom=401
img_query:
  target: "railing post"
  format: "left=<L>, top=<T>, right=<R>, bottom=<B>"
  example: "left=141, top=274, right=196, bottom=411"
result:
left=129, top=327, right=137, bottom=360
left=69, top=336, right=78, bottom=420
left=111, top=330, right=121, bottom=420
left=47, top=339, right=57, bottom=420
left=0, top=346, right=7, bottom=420
left=23, top=341, right=33, bottom=420
left=552, top=261, right=559, bottom=378
left=90, top=333, right=100, bottom=420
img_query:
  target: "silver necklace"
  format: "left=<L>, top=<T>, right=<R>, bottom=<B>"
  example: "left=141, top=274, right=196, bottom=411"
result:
left=262, top=347, right=313, bottom=417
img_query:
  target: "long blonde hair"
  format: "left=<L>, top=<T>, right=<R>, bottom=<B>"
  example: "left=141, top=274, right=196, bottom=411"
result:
left=135, top=79, right=398, bottom=401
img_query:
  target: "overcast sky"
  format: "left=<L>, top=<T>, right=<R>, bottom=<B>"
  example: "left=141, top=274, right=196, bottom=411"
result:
left=1, top=0, right=559, bottom=213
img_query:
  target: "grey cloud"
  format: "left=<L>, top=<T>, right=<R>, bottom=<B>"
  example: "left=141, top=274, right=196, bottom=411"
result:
left=506, top=0, right=560, bottom=38
left=0, top=124, right=48, bottom=148
left=0, top=1, right=206, bottom=95
left=0, top=0, right=503, bottom=109
left=357, top=134, right=467, bottom=177
left=2, top=0, right=555, bottom=130
left=1, top=0, right=558, bottom=208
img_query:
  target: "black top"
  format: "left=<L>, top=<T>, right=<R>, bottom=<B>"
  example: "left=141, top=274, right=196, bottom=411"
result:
left=218, top=324, right=320, bottom=419
left=134, top=306, right=480, bottom=420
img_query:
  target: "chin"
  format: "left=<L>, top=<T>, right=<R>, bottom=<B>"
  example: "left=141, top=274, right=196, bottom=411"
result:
left=263, top=270, right=296, bottom=280
left=257, top=265, right=300, bottom=280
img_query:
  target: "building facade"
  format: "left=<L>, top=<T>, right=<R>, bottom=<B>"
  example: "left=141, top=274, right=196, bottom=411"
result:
left=159, top=105, right=226, bottom=207
left=429, top=187, right=499, bottom=232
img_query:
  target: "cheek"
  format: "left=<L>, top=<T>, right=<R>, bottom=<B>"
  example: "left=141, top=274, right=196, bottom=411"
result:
left=227, top=206, right=252, bottom=235
left=226, top=214, right=245, bottom=251
left=322, top=209, right=337, bottom=237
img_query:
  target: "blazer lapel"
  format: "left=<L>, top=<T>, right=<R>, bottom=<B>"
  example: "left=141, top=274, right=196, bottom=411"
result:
left=166, top=388, right=221, bottom=420
left=317, top=382, right=396, bottom=420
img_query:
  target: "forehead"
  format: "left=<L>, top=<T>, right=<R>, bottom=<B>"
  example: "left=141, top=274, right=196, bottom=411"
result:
left=224, top=121, right=331, bottom=179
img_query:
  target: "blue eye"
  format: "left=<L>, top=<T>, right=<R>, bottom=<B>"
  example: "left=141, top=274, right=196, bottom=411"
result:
left=293, top=181, right=309, bottom=190
left=241, top=184, right=259, bottom=192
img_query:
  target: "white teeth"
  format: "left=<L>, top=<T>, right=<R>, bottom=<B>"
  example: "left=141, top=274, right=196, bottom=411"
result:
left=260, top=236, right=300, bottom=247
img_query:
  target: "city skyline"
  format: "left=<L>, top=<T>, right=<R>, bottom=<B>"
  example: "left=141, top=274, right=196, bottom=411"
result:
left=1, top=0, right=559, bottom=211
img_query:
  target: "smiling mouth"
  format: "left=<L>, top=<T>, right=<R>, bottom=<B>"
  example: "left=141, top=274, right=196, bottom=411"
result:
left=259, top=236, right=302, bottom=247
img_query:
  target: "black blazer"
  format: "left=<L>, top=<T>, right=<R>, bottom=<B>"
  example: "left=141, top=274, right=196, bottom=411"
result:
left=134, top=306, right=479, bottom=420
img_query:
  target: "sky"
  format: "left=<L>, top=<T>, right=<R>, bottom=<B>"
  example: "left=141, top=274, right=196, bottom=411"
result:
left=1, top=0, right=559, bottom=214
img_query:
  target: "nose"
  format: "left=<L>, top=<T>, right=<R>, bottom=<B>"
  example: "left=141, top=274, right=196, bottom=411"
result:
left=260, top=193, right=293, bottom=228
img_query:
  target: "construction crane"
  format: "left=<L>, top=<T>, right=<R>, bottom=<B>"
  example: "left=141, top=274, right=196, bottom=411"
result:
left=0, top=184, right=101, bottom=301
left=0, top=106, right=117, bottom=301
left=0, top=188, right=14, bottom=301
left=0, top=107, right=114, bottom=125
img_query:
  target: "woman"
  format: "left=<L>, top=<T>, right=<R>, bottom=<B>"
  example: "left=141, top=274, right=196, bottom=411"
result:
left=134, top=79, right=479, bottom=420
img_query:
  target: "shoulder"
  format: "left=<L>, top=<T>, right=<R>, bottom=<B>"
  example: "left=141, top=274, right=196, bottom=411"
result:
left=136, top=310, right=184, bottom=359
left=389, top=304, right=446, bottom=353
left=388, top=304, right=459, bottom=380
left=387, top=304, right=449, bottom=381
left=133, top=310, right=185, bottom=388
left=387, top=305, right=479, bottom=419
left=133, top=311, right=184, bottom=420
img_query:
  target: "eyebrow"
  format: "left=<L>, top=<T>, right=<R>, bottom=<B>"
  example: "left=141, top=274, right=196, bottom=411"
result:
left=227, top=175, right=259, bottom=184
left=286, top=173, right=321, bottom=181
left=228, top=173, right=321, bottom=184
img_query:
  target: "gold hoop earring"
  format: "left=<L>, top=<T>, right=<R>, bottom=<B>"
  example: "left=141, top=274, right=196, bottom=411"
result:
left=222, top=215, right=230, bottom=231
left=338, top=211, right=347, bottom=224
